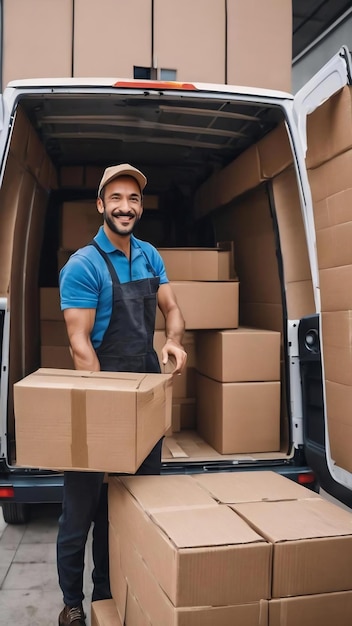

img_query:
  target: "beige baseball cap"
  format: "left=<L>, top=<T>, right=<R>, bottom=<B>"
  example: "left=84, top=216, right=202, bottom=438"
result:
left=98, top=163, right=147, bottom=196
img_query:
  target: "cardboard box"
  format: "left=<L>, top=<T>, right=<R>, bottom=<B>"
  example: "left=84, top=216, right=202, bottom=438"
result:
left=320, top=265, right=352, bottom=312
left=269, top=591, right=352, bottom=626
left=322, top=311, right=352, bottom=386
left=125, top=590, right=151, bottom=626
left=61, top=201, right=102, bottom=250
left=40, top=346, right=73, bottom=369
left=317, top=220, right=352, bottom=270
left=14, top=368, right=172, bottom=473
left=306, top=86, right=352, bottom=170
left=325, top=380, right=352, bottom=473
left=191, top=471, right=321, bottom=505
left=308, top=149, right=352, bottom=204
left=195, top=327, right=281, bottom=382
left=114, top=526, right=269, bottom=626
left=313, top=187, right=352, bottom=232
left=197, top=374, right=280, bottom=454
left=91, top=600, right=122, bottom=626
left=108, top=476, right=271, bottom=607
left=108, top=532, right=128, bottom=624
left=40, top=288, right=62, bottom=321
left=257, top=123, right=293, bottom=179
left=40, top=320, right=69, bottom=346
left=231, top=498, right=352, bottom=598
left=158, top=248, right=232, bottom=281
left=155, top=281, right=239, bottom=330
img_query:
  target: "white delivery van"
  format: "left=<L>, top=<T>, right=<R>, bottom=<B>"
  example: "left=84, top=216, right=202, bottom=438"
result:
left=0, top=47, right=352, bottom=524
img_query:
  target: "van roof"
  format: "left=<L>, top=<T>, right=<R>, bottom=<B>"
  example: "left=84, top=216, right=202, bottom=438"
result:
left=6, top=77, right=294, bottom=100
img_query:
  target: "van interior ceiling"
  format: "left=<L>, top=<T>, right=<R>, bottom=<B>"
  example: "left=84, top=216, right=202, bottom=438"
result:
left=1, top=89, right=316, bottom=468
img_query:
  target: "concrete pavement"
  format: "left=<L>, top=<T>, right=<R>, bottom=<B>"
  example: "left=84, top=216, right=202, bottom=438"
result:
left=0, top=504, right=93, bottom=626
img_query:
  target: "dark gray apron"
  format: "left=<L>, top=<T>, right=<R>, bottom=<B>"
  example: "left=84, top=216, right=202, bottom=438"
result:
left=89, top=240, right=161, bottom=374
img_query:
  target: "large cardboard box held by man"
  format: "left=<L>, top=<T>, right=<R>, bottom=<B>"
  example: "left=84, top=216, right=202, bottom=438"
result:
left=14, top=368, right=172, bottom=473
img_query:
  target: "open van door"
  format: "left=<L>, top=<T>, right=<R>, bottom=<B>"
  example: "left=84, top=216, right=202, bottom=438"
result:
left=293, top=46, right=352, bottom=507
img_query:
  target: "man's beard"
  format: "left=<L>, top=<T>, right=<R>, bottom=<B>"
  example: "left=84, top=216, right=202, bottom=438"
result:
left=103, top=208, right=140, bottom=237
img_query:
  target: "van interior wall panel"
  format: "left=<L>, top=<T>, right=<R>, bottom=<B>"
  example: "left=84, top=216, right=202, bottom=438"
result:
left=5, top=107, right=56, bottom=461
left=307, top=86, right=352, bottom=475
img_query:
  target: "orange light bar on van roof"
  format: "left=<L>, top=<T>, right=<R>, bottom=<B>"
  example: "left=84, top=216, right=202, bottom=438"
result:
left=113, top=80, right=197, bottom=90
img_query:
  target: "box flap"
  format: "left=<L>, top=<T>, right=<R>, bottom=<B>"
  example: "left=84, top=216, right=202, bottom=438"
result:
left=232, top=499, right=352, bottom=542
left=192, top=471, right=321, bottom=504
left=150, top=505, right=267, bottom=548
left=119, top=475, right=216, bottom=511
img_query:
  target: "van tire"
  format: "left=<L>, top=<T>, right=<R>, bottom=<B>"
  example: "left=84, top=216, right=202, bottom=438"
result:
left=1, top=502, right=30, bottom=524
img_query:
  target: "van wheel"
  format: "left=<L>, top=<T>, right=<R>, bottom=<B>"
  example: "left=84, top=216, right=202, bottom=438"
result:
left=1, top=502, right=30, bottom=524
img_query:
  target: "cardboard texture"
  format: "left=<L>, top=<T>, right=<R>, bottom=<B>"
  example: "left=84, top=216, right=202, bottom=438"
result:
left=320, top=265, right=352, bottom=312
left=194, top=144, right=262, bottom=218
left=113, top=526, right=269, bottom=626
left=191, top=471, right=321, bottom=505
left=125, top=590, right=152, bottom=626
left=155, top=281, right=239, bottom=330
left=108, top=532, right=128, bottom=624
left=308, top=149, right=352, bottom=203
left=91, top=599, right=123, bottom=626
left=232, top=498, right=352, bottom=598
left=257, top=123, right=293, bottom=179
left=313, top=187, right=352, bottom=232
left=325, top=380, right=352, bottom=473
left=317, top=220, right=352, bottom=270
left=157, top=248, right=232, bottom=281
left=14, top=368, right=172, bottom=472
left=269, top=591, right=352, bottom=626
left=195, top=327, right=281, bottom=382
left=61, top=201, right=102, bottom=250
left=306, top=86, right=352, bottom=170
left=108, top=476, right=271, bottom=607
left=321, top=311, right=352, bottom=386
left=196, top=374, right=281, bottom=454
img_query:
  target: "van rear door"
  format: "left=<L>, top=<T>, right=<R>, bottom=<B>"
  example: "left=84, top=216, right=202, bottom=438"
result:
left=293, top=46, right=352, bottom=505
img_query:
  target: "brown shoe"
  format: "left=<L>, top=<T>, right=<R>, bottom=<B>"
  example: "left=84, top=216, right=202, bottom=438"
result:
left=58, top=605, right=86, bottom=626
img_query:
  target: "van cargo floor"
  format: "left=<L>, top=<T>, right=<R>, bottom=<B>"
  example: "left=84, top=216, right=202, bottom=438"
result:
left=162, top=430, right=289, bottom=463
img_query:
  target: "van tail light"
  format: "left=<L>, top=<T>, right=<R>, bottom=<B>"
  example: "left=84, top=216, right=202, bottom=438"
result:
left=0, top=486, right=14, bottom=498
left=297, top=472, right=316, bottom=486
left=113, top=80, right=197, bottom=90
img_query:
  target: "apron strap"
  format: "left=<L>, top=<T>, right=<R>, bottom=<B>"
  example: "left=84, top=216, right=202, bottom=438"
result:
left=88, top=240, right=121, bottom=284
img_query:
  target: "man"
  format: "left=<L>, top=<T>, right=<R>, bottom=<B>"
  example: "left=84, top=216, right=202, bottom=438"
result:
left=57, top=163, right=187, bottom=625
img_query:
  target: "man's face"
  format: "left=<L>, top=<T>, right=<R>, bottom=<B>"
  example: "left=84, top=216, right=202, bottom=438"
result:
left=97, top=176, right=143, bottom=237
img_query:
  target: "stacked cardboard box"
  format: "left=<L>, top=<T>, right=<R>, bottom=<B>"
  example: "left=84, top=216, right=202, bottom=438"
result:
left=102, top=471, right=352, bottom=626
left=154, top=330, right=196, bottom=434
left=195, top=327, right=281, bottom=454
left=39, top=287, right=73, bottom=368
left=307, top=85, right=352, bottom=474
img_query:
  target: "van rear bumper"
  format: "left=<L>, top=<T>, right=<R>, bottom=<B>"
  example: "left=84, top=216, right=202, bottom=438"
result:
left=0, top=466, right=64, bottom=504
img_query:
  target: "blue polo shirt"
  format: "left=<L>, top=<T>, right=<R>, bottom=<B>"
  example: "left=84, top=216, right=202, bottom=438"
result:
left=59, top=227, right=168, bottom=348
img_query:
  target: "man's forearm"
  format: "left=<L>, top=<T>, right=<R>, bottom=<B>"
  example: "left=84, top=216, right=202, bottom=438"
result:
left=165, top=306, right=185, bottom=346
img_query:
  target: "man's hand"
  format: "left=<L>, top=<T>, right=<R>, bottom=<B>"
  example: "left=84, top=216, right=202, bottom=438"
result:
left=161, top=338, right=187, bottom=375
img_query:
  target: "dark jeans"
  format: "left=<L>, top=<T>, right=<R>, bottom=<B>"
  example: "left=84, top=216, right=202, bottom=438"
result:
left=57, top=438, right=163, bottom=607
